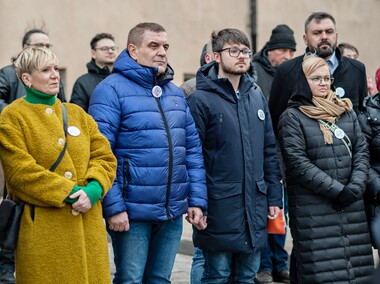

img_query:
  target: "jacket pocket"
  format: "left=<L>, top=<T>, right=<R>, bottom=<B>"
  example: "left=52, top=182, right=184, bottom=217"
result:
left=122, top=158, right=130, bottom=199
left=206, top=182, right=245, bottom=234
left=256, top=179, right=268, bottom=195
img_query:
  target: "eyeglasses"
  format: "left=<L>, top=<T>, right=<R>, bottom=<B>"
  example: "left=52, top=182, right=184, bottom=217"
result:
left=27, top=43, right=53, bottom=49
left=308, top=76, right=334, bottom=85
left=95, top=46, right=118, bottom=52
left=218, top=47, right=252, bottom=58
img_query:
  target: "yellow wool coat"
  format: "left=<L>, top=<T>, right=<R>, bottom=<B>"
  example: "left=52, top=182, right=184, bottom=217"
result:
left=0, top=98, right=116, bottom=284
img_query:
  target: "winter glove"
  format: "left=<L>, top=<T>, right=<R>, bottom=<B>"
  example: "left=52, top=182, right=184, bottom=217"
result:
left=336, top=185, right=360, bottom=208
left=64, top=185, right=82, bottom=203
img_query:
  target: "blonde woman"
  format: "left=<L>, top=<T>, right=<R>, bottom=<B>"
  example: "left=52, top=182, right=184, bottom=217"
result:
left=0, top=47, right=116, bottom=283
left=278, top=55, right=374, bottom=283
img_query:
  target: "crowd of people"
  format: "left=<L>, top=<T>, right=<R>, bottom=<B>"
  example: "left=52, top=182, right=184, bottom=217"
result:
left=0, top=10, right=380, bottom=284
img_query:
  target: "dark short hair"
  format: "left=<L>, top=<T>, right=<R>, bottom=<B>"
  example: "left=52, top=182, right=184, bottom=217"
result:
left=211, top=28, right=250, bottom=52
left=90, top=33, right=115, bottom=50
left=338, top=42, right=359, bottom=56
left=22, top=29, right=48, bottom=47
left=127, top=22, right=166, bottom=46
left=304, top=12, right=336, bottom=33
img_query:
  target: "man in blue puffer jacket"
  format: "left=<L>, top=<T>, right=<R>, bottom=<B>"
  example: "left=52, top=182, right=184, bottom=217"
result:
left=88, top=22, right=207, bottom=284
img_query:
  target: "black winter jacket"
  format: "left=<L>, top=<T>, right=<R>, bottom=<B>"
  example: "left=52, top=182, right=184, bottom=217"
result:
left=188, top=61, right=282, bottom=253
left=359, top=93, right=380, bottom=247
left=251, top=44, right=276, bottom=101
left=70, top=60, right=111, bottom=112
left=0, top=64, right=66, bottom=111
left=278, top=70, right=374, bottom=283
left=269, top=47, right=368, bottom=133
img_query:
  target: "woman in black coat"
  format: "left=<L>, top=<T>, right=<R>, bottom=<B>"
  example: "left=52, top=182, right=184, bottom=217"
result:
left=278, top=55, right=374, bottom=283
left=359, top=93, right=380, bottom=251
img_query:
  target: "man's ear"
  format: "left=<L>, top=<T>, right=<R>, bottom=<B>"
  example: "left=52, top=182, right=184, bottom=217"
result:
left=214, top=52, right=221, bottom=64
left=21, top=73, right=32, bottom=87
left=128, top=44, right=138, bottom=60
left=91, top=49, right=96, bottom=60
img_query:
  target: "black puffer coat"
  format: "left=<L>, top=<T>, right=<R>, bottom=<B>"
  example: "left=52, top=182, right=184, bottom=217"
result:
left=70, top=60, right=111, bottom=112
left=278, top=71, right=374, bottom=283
left=358, top=93, right=380, bottom=247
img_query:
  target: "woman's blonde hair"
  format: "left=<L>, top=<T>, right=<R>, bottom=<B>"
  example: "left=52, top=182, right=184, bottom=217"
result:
left=302, top=54, right=329, bottom=78
left=14, top=47, right=58, bottom=79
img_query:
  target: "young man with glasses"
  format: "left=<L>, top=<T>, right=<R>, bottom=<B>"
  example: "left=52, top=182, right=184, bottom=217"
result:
left=0, top=28, right=65, bottom=284
left=188, top=28, right=282, bottom=283
left=70, top=33, right=117, bottom=112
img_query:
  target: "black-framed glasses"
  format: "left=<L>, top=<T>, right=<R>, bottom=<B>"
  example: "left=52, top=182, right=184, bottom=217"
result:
left=308, top=76, right=334, bottom=85
left=27, top=43, right=53, bottom=49
left=95, top=46, right=118, bottom=52
left=218, top=47, right=252, bottom=58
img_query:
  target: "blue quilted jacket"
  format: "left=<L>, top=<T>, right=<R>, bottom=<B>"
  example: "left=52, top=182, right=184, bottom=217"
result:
left=88, top=49, right=207, bottom=220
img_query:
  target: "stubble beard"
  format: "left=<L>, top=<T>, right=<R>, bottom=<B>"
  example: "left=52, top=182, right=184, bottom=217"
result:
left=220, top=58, right=249, bottom=76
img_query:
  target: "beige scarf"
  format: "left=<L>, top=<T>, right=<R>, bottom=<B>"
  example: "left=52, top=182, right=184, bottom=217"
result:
left=299, top=90, right=353, bottom=144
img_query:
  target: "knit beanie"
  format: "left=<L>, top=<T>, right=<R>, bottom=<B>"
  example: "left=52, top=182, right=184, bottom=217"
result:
left=376, top=68, right=380, bottom=92
left=266, top=24, right=296, bottom=51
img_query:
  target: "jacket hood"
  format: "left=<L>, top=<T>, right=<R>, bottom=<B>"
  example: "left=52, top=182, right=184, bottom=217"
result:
left=113, top=49, right=174, bottom=88
left=195, top=61, right=254, bottom=103
left=86, top=59, right=111, bottom=76
left=287, top=66, right=315, bottom=108
left=251, top=43, right=276, bottom=75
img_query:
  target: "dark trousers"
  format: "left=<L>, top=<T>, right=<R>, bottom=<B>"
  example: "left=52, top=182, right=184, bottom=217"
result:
left=0, top=185, right=15, bottom=274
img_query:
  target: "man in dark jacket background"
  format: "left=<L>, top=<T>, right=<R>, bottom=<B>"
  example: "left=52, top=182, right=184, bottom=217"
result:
left=252, top=24, right=296, bottom=101
left=70, top=33, right=116, bottom=112
left=188, top=28, right=282, bottom=283
left=252, top=24, right=296, bottom=284
left=269, top=12, right=368, bottom=134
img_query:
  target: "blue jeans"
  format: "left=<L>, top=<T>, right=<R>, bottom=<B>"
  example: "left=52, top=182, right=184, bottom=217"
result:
left=202, top=249, right=260, bottom=283
left=259, top=189, right=289, bottom=273
left=191, top=247, right=205, bottom=284
left=0, top=250, right=14, bottom=272
left=259, top=231, right=288, bottom=273
left=108, top=217, right=183, bottom=284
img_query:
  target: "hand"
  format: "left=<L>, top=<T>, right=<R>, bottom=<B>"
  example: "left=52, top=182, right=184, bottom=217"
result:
left=71, top=190, right=92, bottom=213
left=336, top=185, right=359, bottom=208
left=186, top=207, right=207, bottom=230
left=108, top=211, right=130, bottom=232
left=268, top=206, right=280, bottom=220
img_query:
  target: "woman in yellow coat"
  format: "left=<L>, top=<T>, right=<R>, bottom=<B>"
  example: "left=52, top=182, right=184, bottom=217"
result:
left=0, top=47, right=116, bottom=283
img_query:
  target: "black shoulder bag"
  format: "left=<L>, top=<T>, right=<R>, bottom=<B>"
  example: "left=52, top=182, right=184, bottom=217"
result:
left=0, top=104, right=68, bottom=252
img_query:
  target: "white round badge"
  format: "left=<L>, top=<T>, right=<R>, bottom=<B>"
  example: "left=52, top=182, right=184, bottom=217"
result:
left=152, top=86, right=162, bottom=98
left=334, top=128, right=345, bottom=139
left=68, top=126, right=81, bottom=137
left=336, top=87, right=345, bottom=98
left=258, top=109, right=265, bottom=121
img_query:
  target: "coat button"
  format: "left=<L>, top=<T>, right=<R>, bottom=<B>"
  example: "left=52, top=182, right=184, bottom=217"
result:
left=64, top=171, right=73, bottom=179
left=58, top=138, right=65, bottom=146
left=45, top=108, right=53, bottom=115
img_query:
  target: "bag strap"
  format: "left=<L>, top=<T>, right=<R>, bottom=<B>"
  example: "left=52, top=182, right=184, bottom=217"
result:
left=49, top=104, right=68, bottom=172
left=318, top=119, right=352, bottom=157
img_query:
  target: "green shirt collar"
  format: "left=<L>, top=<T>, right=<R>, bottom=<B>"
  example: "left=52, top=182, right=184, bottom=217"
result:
left=24, top=86, right=57, bottom=106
